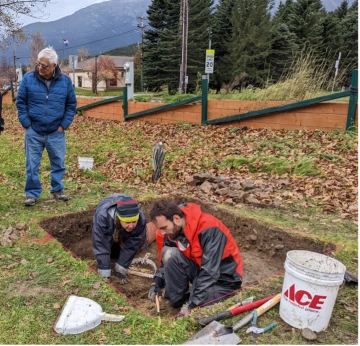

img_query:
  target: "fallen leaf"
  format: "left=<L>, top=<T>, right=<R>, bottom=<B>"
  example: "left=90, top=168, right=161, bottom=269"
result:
left=72, top=287, right=79, bottom=295
left=93, top=281, right=101, bottom=289
left=331, top=219, right=342, bottom=223
left=113, top=304, right=120, bottom=311
left=60, top=279, right=72, bottom=287
left=124, top=327, right=131, bottom=335
left=53, top=303, right=61, bottom=309
left=344, top=305, right=357, bottom=313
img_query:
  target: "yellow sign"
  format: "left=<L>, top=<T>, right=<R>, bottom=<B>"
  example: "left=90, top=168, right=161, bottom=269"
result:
left=206, top=49, right=215, bottom=55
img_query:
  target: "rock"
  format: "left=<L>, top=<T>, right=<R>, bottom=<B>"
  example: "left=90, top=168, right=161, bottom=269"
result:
left=215, top=187, right=230, bottom=196
left=9, top=233, right=19, bottom=241
left=15, top=223, right=26, bottom=230
left=245, top=196, right=260, bottom=204
left=193, top=173, right=213, bottom=184
left=250, top=234, right=257, bottom=241
left=1, top=238, right=12, bottom=247
left=3, top=227, right=13, bottom=237
left=259, top=192, right=270, bottom=199
left=301, top=328, right=317, bottom=341
left=275, top=244, right=284, bottom=250
left=241, top=180, right=255, bottom=191
left=230, top=182, right=242, bottom=190
left=200, top=181, right=213, bottom=194
left=185, top=177, right=196, bottom=186
left=20, top=259, right=28, bottom=265
left=218, top=182, right=227, bottom=188
left=46, top=257, right=54, bottom=263
left=274, top=197, right=282, bottom=207
left=224, top=198, right=234, bottom=206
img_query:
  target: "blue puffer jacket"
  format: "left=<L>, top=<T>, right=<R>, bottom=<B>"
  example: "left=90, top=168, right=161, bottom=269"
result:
left=16, top=66, right=77, bottom=135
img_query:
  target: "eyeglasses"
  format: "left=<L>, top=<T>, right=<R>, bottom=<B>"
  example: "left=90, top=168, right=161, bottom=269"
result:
left=36, top=62, right=50, bottom=69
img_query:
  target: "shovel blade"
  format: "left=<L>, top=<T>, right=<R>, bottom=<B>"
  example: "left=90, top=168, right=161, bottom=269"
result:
left=54, top=295, right=124, bottom=335
left=184, top=321, right=241, bottom=345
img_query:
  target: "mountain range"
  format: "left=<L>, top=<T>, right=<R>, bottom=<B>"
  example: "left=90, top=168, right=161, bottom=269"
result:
left=3, top=0, right=352, bottom=65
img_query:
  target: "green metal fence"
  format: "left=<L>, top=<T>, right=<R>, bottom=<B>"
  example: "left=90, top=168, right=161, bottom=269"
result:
left=73, top=70, right=358, bottom=131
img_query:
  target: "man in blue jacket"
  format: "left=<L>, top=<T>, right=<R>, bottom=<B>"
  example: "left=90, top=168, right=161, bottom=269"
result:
left=92, top=194, right=148, bottom=283
left=16, top=46, right=77, bottom=206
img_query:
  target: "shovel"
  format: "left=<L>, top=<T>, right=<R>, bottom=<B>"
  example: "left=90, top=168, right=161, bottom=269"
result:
left=184, top=293, right=281, bottom=345
left=54, top=295, right=125, bottom=335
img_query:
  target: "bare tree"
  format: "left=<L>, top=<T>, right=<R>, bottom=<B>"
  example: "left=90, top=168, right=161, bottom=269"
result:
left=0, top=0, right=50, bottom=47
left=28, top=32, right=46, bottom=68
left=77, top=48, right=88, bottom=62
left=87, top=56, right=117, bottom=94
left=0, top=57, right=12, bottom=86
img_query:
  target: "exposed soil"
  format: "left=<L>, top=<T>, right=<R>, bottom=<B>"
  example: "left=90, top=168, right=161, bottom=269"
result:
left=40, top=196, right=336, bottom=317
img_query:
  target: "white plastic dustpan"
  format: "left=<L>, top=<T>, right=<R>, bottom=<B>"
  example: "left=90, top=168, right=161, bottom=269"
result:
left=54, top=295, right=125, bottom=335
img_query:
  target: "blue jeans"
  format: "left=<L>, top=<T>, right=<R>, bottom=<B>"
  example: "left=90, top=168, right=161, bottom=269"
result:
left=24, top=127, right=66, bottom=198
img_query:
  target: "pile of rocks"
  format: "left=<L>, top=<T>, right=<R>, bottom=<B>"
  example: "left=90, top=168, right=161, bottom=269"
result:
left=1, top=223, right=26, bottom=247
left=186, top=173, right=283, bottom=208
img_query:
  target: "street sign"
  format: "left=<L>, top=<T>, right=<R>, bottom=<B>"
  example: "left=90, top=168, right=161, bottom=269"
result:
left=69, top=55, right=78, bottom=69
left=205, top=49, right=215, bottom=74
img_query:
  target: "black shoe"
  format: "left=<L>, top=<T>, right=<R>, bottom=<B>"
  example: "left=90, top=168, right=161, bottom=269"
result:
left=24, top=197, right=36, bottom=206
left=52, top=190, right=69, bottom=201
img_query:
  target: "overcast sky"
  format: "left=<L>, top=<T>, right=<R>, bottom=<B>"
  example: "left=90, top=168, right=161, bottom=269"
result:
left=20, top=0, right=110, bottom=26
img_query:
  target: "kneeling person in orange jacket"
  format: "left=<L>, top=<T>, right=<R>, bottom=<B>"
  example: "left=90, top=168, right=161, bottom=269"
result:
left=148, top=199, right=243, bottom=311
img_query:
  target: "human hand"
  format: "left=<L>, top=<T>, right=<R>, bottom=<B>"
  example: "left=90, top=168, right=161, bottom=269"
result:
left=58, top=126, right=64, bottom=132
left=148, top=283, right=162, bottom=302
left=115, top=271, right=128, bottom=284
left=115, top=264, right=128, bottom=284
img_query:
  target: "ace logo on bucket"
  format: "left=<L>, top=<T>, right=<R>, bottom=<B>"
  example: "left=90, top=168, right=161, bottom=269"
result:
left=283, top=284, right=327, bottom=311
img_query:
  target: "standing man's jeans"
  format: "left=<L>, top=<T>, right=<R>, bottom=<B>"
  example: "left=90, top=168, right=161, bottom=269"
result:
left=24, top=127, right=66, bottom=198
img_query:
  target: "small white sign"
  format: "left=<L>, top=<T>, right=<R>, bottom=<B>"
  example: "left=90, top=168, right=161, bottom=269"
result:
left=205, top=49, right=215, bottom=74
left=69, top=55, right=78, bottom=69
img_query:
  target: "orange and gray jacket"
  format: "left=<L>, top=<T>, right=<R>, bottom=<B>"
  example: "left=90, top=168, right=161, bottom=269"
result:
left=155, top=202, right=243, bottom=307
left=92, top=194, right=146, bottom=277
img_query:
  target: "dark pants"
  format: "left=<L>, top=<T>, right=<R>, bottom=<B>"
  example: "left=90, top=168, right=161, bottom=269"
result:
left=162, top=246, right=238, bottom=307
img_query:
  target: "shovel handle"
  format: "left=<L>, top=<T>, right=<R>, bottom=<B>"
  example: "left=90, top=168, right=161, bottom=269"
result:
left=198, top=295, right=274, bottom=326
left=155, top=295, right=160, bottom=314
left=255, top=293, right=281, bottom=317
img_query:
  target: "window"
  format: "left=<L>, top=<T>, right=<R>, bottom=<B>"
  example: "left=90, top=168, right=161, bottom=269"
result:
left=77, top=76, right=82, bottom=87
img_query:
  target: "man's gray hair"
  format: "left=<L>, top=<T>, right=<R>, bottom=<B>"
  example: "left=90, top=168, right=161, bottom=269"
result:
left=38, top=46, right=58, bottom=65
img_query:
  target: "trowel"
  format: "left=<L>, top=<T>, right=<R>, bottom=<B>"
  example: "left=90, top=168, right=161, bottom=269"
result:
left=54, top=295, right=125, bottom=335
left=184, top=293, right=281, bottom=344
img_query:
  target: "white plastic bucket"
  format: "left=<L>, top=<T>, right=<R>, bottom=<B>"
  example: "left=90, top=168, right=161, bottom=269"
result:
left=78, top=157, right=94, bottom=170
left=280, top=250, right=346, bottom=332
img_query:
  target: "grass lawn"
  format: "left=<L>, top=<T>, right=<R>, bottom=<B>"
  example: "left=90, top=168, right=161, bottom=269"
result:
left=0, top=104, right=357, bottom=344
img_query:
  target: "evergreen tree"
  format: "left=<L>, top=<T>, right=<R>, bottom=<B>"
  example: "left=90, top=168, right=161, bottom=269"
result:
left=143, top=0, right=181, bottom=93
left=338, top=0, right=358, bottom=77
left=211, top=0, right=237, bottom=92
left=267, top=23, right=298, bottom=82
left=229, top=0, right=273, bottom=88
left=286, top=0, right=326, bottom=54
left=186, top=0, right=214, bottom=93
left=334, top=0, right=349, bottom=19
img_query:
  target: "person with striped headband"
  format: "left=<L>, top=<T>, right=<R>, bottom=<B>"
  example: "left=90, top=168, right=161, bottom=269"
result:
left=92, top=194, right=148, bottom=283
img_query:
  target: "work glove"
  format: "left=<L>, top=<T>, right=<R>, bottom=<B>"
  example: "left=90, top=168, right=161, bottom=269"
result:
left=115, top=263, right=128, bottom=284
left=148, top=275, right=164, bottom=302
left=0, top=117, right=4, bottom=134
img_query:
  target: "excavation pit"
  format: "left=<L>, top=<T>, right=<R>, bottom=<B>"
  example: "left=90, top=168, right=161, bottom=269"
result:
left=40, top=197, right=336, bottom=317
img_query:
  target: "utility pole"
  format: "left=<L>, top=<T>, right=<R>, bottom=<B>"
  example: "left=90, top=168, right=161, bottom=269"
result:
left=93, top=56, right=98, bottom=94
left=12, top=34, right=17, bottom=90
left=137, top=16, right=146, bottom=92
left=180, top=0, right=188, bottom=94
